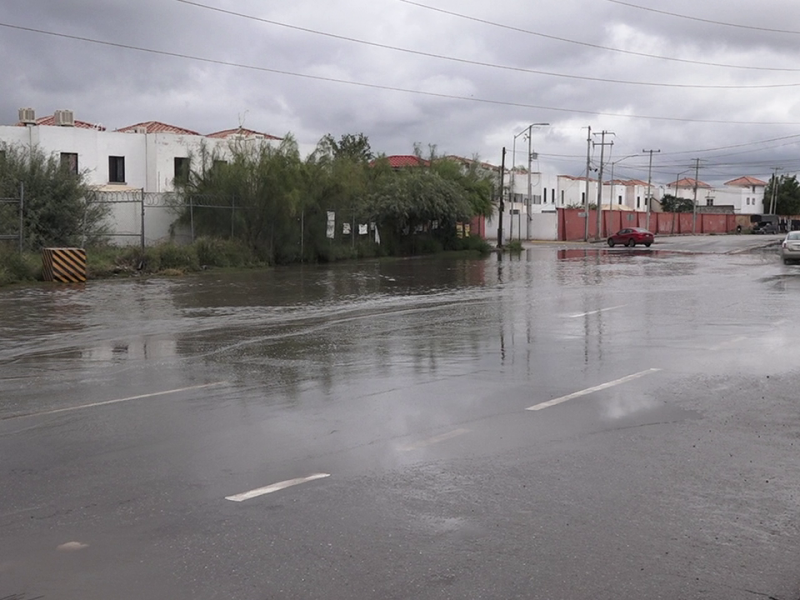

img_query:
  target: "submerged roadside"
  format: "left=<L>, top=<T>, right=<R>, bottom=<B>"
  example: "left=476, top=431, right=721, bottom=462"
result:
left=0, top=234, right=494, bottom=289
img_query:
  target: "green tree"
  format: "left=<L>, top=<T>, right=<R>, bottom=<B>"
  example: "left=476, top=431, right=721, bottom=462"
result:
left=764, top=174, right=800, bottom=215
left=369, top=168, right=472, bottom=253
left=176, top=137, right=304, bottom=263
left=660, top=194, right=695, bottom=213
left=431, top=157, right=495, bottom=218
left=318, top=133, right=373, bottom=163
left=0, top=144, right=108, bottom=248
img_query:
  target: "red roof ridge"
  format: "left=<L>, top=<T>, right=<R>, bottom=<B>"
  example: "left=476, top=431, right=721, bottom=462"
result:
left=378, top=155, right=430, bottom=168
left=116, top=121, right=201, bottom=136
left=724, top=175, right=767, bottom=187
left=669, top=177, right=711, bottom=188
left=207, top=127, right=282, bottom=140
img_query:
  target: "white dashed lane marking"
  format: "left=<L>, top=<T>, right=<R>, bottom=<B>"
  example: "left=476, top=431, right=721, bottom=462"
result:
left=225, top=473, right=331, bottom=502
left=527, top=369, right=661, bottom=411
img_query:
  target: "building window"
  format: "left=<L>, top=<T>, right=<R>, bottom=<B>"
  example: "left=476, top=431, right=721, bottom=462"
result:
left=561, top=190, right=565, bottom=205
left=636, top=196, right=641, bottom=208
left=108, top=156, right=125, bottom=183
left=706, top=198, right=714, bottom=206
left=543, top=188, right=547, bottom=203
left=60, top=152, right=78, bottom=175
left=581, top=192, right=585, bottom=203
left=174, top=157, right=189, bottom=184
left=618, top=195, right=622, bottom=205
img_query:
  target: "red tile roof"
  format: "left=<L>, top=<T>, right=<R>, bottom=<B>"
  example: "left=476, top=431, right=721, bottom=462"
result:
left=16, top=115, right=105, bottom=130
left=669, top=177, right=711, bottom=189
left=725, top=176, right=767, bottom=187
left=206, top=127, right=281, bottom=140
left=117, top=121, right=201, bottom=135
left=386, top=155, right=429, bottom=168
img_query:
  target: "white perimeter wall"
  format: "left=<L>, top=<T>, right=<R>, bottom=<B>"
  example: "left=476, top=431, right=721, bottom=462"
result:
left=485, top=210, right=557, bottom=241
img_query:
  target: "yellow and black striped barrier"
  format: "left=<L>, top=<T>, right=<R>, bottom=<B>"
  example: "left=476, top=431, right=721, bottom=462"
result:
left=42, top=248, right=87, bottom=283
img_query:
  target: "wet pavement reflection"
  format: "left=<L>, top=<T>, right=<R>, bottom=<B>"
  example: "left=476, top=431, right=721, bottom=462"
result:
left=1, top=246, right=795, bottom=420
left=4, top=243, right=800, bottom=600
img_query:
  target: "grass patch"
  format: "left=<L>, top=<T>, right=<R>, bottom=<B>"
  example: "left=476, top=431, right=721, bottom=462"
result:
left=504, top=239, right=524, bottom=253
left=0, top=248, right=39, bottom=285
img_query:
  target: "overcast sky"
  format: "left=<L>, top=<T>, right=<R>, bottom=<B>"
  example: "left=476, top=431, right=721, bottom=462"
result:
left=3, top=0, right=800, bottom=185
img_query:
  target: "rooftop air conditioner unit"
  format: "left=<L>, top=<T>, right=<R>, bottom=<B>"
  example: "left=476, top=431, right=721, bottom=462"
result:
left=18, top=108, right=36, bottom=124
left=54, top=109, right=75, bottom=127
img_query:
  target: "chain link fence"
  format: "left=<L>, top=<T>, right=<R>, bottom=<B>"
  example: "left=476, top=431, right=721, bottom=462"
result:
left=0, top=183, right=24, bottom=251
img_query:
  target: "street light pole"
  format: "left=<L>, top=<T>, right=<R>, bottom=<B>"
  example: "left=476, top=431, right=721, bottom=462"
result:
left=526, top=122, right=548, bottom=240
left=583, top=126, right=591, bottom=241
left=511, top=122, right=548, bottom=241
left=643, top=149, right=660, bottom=231
left=608, top=153, right=640, bottom=216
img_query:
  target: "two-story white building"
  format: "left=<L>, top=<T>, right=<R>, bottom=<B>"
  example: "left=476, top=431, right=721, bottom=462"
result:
left=0, top=108, right=281, bottom=244
left=665, top=176, right=766, bottom=214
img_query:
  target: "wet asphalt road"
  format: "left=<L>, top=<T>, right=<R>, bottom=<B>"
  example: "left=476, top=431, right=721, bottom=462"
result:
left=1, top=236, right=799, bottom=600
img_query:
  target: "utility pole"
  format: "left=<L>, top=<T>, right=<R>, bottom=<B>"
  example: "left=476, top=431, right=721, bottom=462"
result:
left=643, top=148, right=660, bottom=231
left=691, top=158, right=701, bottom=234
left=593, top=131, right=615, bottom=240
left=583, top=126, right=592, bottom=241
left=497, top=147, right=506, bottom=248
left=770, top=167, right=783, bottom=215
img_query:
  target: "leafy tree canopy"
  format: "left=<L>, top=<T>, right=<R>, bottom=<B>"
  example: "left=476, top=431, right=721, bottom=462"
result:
left=764, top=174, right=800, bottom=215
left=660, top=194, right=695, bottom=213
left=0, top=144, right=108, bottom=248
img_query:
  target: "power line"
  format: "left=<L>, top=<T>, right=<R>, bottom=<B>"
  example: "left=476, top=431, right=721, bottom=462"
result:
left=5, top=20, right=800, bottom=126
left=606, top=0, right=800, bottom=35
left=399, top=0, right=800, bottom=72
left=174, top=0, right=800, bottom=90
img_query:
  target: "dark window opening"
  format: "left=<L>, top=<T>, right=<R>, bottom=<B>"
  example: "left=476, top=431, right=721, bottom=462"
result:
left=174, top=157, right=189, bottom=184
left=60, top=152, right=78, bottom=175
left=109, top=156, right=125, bottom=183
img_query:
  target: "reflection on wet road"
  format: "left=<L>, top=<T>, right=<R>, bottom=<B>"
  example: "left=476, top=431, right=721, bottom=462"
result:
left=2, top=245, right=800, bottom=600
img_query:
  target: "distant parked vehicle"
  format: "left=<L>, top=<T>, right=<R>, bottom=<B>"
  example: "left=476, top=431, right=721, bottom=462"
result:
left=607, top=227, right=654, bottom=248
left=753, top=221, right=778, bottom=234
left=781, top=231, right=800, bottom=264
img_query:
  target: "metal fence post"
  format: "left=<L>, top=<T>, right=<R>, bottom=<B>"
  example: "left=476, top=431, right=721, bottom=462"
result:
left=19, top=182, right=24, bottom=252
left=140, top=188, right=146, bottom=251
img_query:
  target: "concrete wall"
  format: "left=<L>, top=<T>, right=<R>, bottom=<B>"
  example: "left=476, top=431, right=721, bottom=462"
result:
left=531, top=212, right=558, bottom=240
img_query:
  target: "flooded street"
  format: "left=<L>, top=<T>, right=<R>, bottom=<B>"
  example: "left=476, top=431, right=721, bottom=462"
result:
left=3, top=243, right=800, bottom=599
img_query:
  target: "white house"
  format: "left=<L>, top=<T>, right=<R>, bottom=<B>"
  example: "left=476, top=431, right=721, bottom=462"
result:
left=0, top=108, right=281, bottom=245
left=665, top=176, right=765, bottom=214
left=714, top=176, right=767, bottom=214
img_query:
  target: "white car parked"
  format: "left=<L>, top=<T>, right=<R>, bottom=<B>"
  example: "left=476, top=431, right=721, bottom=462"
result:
left=780, top=231, right=800, bottom=264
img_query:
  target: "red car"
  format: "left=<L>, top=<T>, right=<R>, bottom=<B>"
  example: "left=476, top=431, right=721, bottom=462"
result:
left=607, top=227, right=654, bottom=247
